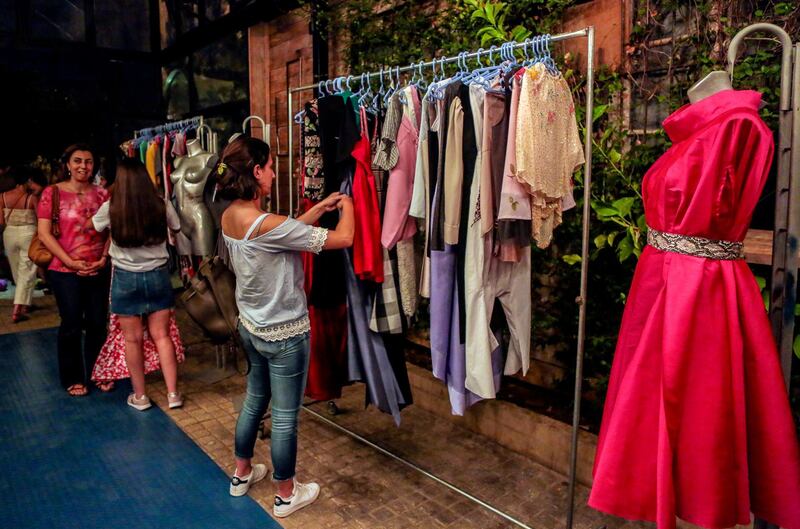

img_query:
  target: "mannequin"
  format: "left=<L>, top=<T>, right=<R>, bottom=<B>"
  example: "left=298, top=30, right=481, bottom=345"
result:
left=687, top=70, right=733, bottom=103
left=171, top=138, right=218, bottom=257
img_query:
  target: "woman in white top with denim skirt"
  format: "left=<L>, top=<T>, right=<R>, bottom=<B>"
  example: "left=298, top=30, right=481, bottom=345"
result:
left=92, top=159, right=183, bottom=411
left=218, top=136, right=353, bottom=518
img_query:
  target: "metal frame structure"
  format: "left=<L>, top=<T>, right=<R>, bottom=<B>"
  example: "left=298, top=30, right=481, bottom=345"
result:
left=133, top=115, right=204, bottom=139
left=286, top=27, right=597, bottom=529
left=728, top=23, right=800, bottom=391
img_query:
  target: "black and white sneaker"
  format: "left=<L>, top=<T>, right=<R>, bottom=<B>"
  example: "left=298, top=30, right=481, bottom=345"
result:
left=229, top=464, right=269, bottom=497
left=273, top=481, right=320, bottom=518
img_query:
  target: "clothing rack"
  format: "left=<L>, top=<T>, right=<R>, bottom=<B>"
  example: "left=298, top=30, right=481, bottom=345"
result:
left=133, top=116, right=204, bottom=140
left=287, top=26, right=596, bottom=529
left=728, top=23, right=799, bottom=391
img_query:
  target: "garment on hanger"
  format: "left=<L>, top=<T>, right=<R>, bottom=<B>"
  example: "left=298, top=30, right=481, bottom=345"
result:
left=373, top=94, right=403, bottom=172
left=370, top=110, right=405, bottom=335
left=382, top=88, right=420, bottom=250
left=162, top=133, right=173, bottom=194
left=427, top=79, right=493, bottom=415
left=145, top=139, right=159, bottom=186
left=172, top=131, right=187, bottom=157
left=351, top=105, right=384, bottom=283
left=589, top=89, right=800, bottom=529
left=429, top=82, right=463, bottom=253
left=515, top=63, right=584, bottom=248
left=497, top=69, right=533, bottom=263
left=341, top=164, right=411, bottom=425
left=465, top=77, right=532, bottom=396
left=139, top=140, right=148, bottom=164
left=409, top=93, right=433, bottom=299
left=302, top=92, right=360, bottom=402
left=302, top=99, right=325, bottom=201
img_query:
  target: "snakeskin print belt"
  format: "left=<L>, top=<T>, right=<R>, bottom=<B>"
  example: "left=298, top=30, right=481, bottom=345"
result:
left=647, top=227, right=744, bottom=260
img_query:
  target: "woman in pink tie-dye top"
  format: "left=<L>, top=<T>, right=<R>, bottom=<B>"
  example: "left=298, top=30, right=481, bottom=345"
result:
left=37, top=144, right=110, bottom=397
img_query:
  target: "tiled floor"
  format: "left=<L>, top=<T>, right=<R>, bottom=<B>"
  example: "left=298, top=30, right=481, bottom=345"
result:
left=4, top=292, right=652, bottom=528
left=0, top=290, right=60, bottom=335
left=145, top=308, right=649, bottom=529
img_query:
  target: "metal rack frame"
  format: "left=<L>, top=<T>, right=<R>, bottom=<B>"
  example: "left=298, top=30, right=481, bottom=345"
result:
left=728, top=23, right=800, bottom=392
left=285, top=27, right=596, bottom=529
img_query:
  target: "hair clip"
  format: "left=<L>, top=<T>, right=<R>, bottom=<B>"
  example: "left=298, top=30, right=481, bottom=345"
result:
left=217, top=162, right=227, bottom=175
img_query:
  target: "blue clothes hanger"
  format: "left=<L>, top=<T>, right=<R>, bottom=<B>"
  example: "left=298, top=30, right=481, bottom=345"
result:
left=543, top=34, right=560, bottom=74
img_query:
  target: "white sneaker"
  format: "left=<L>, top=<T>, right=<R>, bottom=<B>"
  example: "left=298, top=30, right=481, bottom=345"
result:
left=127, top=393, right=152, bottom=411
left=229, top=464, right=269, bottom=497
left=273, top=481, right=320, bottom=518
left=167, top=391, right=183, bottom=409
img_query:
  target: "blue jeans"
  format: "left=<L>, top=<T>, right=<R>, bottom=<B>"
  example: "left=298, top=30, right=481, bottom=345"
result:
left=235, top=324, right=310, bottom=481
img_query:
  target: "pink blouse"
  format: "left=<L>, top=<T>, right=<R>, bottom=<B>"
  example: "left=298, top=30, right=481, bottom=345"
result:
left=37, top=185, right=109, bottom=273
left=381, top=89, right=421, bottom=249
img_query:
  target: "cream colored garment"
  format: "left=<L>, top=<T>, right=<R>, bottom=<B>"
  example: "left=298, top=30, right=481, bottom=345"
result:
left=464, top=83, right=498, bottom=398
left=515, top=63, right=584, bottom=248
left=443, top=97, right=464, bottom=245
left=4, top=224, right=37, bottom=306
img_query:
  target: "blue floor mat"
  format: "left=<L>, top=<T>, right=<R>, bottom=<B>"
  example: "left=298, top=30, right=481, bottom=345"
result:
left=0, top=328, right=281, bottom=529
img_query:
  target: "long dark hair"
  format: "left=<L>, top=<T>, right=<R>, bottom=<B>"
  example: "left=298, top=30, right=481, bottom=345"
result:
left=215, top=137, right=270, bottom=201
left=110, top=159, right=167, bottom=248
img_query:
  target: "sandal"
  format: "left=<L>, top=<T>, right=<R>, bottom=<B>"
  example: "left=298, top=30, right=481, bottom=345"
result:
left=11, top=305, right=28, bottom=324
left=95, top=381, right=115, bottom=392
left=67, top=384, right=88, bottom=396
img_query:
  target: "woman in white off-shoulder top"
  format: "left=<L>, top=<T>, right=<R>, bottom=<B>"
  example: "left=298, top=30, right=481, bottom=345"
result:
left=218, top=136, right=353, bottom=518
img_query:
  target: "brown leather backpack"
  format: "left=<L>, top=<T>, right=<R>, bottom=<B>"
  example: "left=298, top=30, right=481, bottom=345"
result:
left=180, top=256, right=239, bottom=342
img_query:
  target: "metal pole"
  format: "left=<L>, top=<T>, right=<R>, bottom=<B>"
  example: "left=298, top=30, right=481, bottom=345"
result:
left=302, top=405, right=538, bottom=529
left=788, top=42, right=800, bottom=389
left=566, top=25, right=595, bottom=529
left=288, top=28, right=590, bottom=94
left=285, top=88, right=292, bottom=216
left=728, top=23, right=795, bottom=389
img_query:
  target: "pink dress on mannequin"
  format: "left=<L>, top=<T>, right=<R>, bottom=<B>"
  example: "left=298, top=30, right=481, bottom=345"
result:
left=589, top=89, right=800, bottom=529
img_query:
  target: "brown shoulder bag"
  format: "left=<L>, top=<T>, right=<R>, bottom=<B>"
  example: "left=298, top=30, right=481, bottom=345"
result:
left=28, top=185, right=60, bottom=267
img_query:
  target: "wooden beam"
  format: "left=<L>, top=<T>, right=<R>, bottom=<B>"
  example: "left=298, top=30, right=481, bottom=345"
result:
left=744, top=229, right=784, bottom=266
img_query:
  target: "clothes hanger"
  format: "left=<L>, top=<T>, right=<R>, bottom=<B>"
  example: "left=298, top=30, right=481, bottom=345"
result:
left=465, top=45, right=501, bottom=88
left=543, top=35, right=559, bottom=75
left=383, top=67, right=395, bottom=105
left=371, top=69, right=384, bottom=113
left=417, top=60, right=427, bottom=90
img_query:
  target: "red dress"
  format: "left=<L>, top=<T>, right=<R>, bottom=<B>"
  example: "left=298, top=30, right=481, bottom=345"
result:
left=301, top=198, right=349, bottom=402
left=351, top=106, right=384, bottom=283
left=589, top=90, right=800, bottom=529
left=92, top=311, right=185, bottom=382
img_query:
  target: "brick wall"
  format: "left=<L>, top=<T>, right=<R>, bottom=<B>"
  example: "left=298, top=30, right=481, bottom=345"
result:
left=248, top=11, right=313, bottom=215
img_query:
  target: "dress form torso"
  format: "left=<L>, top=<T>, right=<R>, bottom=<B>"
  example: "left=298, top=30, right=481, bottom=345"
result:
left=170, top=139, right=218, bottom=256
left=687, top=70, right=733, bottom=104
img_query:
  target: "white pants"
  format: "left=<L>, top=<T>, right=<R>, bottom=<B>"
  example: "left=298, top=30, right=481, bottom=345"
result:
left=464, top=215, right=531, bottom=398
left=4, top=224, right=37, bottom=306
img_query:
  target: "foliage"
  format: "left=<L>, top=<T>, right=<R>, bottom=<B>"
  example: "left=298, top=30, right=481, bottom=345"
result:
left=323, top=0, right=800, bottom=421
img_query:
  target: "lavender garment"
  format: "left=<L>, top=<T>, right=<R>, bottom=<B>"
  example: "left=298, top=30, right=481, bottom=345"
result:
left=429, top=147, right=501, bottom=415
left=430, top=246, right=502, bottom=415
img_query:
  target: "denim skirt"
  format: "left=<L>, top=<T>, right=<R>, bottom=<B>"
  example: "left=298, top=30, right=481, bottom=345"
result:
left=111, top=265, right=174, bottom=316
